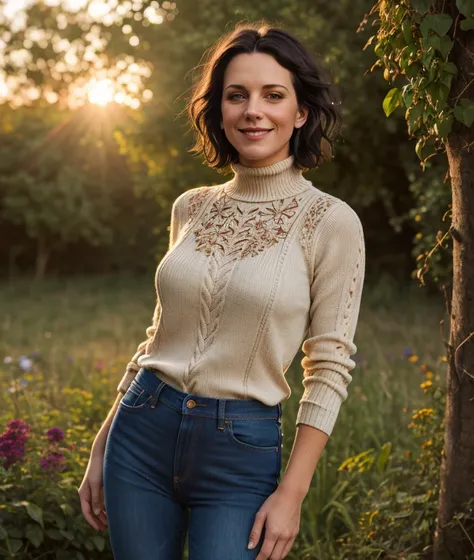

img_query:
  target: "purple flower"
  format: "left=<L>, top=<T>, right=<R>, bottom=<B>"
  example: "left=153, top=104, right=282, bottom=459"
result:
left=46, top=427, right=65, bottom=443
left=403, top=346, right=414, bottom=358
left=0, top=420, right=30, bottom=470
left=40, top=452, right=66, bottom=472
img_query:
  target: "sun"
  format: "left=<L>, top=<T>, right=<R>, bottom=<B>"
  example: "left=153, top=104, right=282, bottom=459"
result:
left=86, top=78, right=115, bottom=106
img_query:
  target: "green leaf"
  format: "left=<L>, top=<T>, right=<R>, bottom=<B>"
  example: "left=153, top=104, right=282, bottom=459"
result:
left=440, top=61, right=458, bottom=84
left=59, top=503, right=75, bottom=517
left=25, top=524, right=44, bottom=548
left=25, top=502, right=44, bottom=528
left=7, top=538, right=23, bottom=554
left=91, top=534, right=106, bottom=551
left=454, top=98, right=474, bottom=127
left=8, top=527, right=22, bottom=539
left=383, top=88, right=403, bottom=117
left=456, top=0, right=474, bottom=18
left=416, top=138, right=426, bottom=161
left=402, top=20, right=414, bottom=44
left=376, top=442, right=392, bottom=473
left=420, top=14, right=453, bottom=37
left=435, top=114, right=454, bottom=137
left=460, top=17, right=474, bottom=30
left=46, top=528, right=63, bottom=540
left=0, top=526, right=7, bottom=540
left=412, top=0, right=431, bottom=12
left=60, top=529, right=74, bottom=541
left=424, top=35, right=454, bottom=58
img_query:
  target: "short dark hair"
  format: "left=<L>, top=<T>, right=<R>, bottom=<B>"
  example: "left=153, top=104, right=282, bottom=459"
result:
left=185, top=21, right=343, bottom=172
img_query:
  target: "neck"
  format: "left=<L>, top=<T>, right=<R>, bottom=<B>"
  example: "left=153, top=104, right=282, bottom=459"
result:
left=224, top=155, right=311, bottom=202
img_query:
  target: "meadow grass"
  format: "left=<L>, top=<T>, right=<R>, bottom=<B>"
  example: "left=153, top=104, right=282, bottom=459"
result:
left=0, top=273, right=448, bottom=559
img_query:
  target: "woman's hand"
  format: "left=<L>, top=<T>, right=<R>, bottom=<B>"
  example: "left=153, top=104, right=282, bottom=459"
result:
left=248, top=484, right=304, bottom=559
left=78, top=446, right=108, bottom=532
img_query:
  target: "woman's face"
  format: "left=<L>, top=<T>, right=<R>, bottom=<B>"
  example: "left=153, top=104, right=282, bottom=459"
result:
left=221, top=52, right=308, bottom=168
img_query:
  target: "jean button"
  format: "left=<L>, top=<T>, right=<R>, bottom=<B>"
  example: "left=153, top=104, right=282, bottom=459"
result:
left=186, top=399, right=196, bottom=409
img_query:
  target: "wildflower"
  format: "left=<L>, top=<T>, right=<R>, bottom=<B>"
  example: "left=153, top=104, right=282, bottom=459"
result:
left=403, top=347, right=413, bottom=358
left=18, top=356, right=33, bottom=372
left=422, top=440, right=433, bottom=449
left=96, top=360, right=104, bottom=370
left=46, top=427, right=65, bottom=443
left=0, top=420, right=30, bottom=470
left=426, top=371, right=433, bottom=379
left=412, top=408, right=435, bottom=420
left=40, top=452, right=66, bottom=472
left=409, top=355, right=419, bottom=363
left=420, top=380, right=433, bottom=391
left=3, top=356, right=13, bottom=364
left=441, top=355, right=447, bottom=362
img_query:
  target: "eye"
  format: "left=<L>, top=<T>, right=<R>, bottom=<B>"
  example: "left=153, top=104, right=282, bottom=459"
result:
left=227, top=93, right=245, bottom=101
left=267, top=93, right=283, bottom=100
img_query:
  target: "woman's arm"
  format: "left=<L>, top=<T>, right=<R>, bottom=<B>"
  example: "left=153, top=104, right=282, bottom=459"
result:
left=91, top=392, right=124, bottom=455
left=278, top=423, right=328, bottom=499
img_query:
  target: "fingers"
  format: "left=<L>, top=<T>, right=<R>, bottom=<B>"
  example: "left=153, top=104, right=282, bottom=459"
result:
left=248, top=510, right=266, bottom=550
left=78, top=481, right=108, bottom=532
left=281, top=537, right=296, bottom=558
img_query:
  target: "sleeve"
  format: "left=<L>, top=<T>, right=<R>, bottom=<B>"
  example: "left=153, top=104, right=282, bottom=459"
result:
left=116, top=190, right=190, bottom=394
left=296, top=201, right=366, bottom=436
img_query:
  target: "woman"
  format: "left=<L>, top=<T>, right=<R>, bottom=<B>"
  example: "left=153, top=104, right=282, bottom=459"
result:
left=78, top=21, right=366, bottom=560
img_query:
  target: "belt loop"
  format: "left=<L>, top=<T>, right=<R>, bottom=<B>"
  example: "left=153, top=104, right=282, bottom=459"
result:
left=217, top=399, right=226, bottom=430
left=150, top=381, right=167, bottom=409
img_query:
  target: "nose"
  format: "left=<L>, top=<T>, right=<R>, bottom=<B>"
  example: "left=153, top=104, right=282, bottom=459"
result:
left=244, top=96, right=264, bottom=121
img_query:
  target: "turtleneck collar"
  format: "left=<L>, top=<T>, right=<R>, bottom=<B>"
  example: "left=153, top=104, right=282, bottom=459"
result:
left=224, top=155, right=312, bottom=202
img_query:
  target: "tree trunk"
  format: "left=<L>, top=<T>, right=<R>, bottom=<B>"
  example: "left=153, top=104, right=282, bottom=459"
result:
left=35, top=234, right=49, bottom=282
left=433, top=13, right=474, bottom=558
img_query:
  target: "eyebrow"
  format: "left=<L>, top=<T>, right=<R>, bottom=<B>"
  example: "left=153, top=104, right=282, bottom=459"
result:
left=224, top=84, right=289, bottom=92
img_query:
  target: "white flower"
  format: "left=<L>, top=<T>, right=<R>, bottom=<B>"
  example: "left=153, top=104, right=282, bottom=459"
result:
left=19, top=357, right=33, bottom=371
left=3, top=356, right=13, bottom=364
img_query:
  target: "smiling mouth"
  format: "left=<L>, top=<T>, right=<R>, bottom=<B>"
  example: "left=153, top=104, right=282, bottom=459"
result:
left=239, top=129, right=273, bottom=138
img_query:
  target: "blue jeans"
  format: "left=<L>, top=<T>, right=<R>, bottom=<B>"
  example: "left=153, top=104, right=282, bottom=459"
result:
left=103, top=367, right=283, bottom=559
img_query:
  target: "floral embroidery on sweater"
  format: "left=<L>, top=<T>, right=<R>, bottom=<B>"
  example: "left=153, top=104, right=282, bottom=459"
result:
left=193, top=191, right=303, bottom=259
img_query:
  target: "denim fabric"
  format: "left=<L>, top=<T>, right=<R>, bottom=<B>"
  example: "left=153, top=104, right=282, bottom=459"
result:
left=103, top=367, right=283, bottom=559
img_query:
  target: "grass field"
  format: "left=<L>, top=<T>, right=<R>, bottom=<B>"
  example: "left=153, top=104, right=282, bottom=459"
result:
left=0, top=273, right=448, bottom=559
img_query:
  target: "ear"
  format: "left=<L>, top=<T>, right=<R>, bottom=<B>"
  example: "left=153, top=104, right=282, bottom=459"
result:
left=295, top=104, right=309, bottom=129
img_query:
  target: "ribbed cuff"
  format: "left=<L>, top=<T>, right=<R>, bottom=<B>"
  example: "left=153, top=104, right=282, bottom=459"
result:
left=295, top=401, right=340, bottom=437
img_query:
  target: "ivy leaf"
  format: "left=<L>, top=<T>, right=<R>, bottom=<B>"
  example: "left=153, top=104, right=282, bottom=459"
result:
left=383, top=88, right=403, bottom=117
left=456, top=0, right=474, bottom=17
left=435, top=115, right=454, bottom=138
left=7, top=538, right=23, bottom=554
left=91, top=534, right=106, bottom=551
left=412, top=0, right=432, bottom=12
left=424, top=35, right=454, bottom=58
left=454, top=98, right=474, bottom=127
left=420, top=14, right=453, bottom=37
left=460, top=17, right=474, bottom=30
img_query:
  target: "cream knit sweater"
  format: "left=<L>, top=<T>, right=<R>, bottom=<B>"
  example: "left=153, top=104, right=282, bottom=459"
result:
left=117, top=155, right=366, bottom=436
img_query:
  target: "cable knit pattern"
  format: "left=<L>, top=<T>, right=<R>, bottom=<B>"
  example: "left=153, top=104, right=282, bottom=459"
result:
left=117, top=155, right=366, bottom=436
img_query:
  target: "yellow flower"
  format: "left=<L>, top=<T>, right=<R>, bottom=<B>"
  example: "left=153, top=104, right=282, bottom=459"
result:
left=409, top=355, right=419, bottom=363
left=420, top=380, right=433, bottom=391
left=425, top=371, right=433, bottom=379
left=441, top=355, right=447, bottom=362
left=415, top=232, right=423, bottom=240
left=422, top=439, right=433, bottom=449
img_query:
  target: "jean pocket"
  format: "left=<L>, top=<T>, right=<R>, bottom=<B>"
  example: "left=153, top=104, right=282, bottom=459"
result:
left=120, top=378, right=153, bottom=411
left=225, top=418, right=279, bottom=453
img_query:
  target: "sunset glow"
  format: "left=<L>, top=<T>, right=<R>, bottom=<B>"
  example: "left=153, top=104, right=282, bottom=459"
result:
left=86, top=78, right=115, bottom=106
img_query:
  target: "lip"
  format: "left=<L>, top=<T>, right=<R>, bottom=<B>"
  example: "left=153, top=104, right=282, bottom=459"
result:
left=239, top=129, right=273, bottom=141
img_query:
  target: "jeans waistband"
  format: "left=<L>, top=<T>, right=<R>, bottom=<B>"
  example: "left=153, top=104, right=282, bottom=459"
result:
left=135, top=368, right=282, bottom=426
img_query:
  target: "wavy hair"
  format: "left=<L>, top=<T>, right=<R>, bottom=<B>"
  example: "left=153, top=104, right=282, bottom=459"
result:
left=185, top=21, right=343, bottom=171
